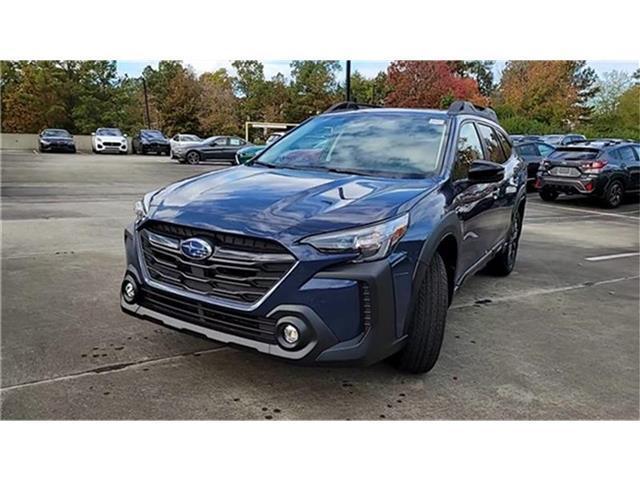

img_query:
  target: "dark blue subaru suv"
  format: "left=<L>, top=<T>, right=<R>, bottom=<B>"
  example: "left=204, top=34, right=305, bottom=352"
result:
left=121, top=101, right=527, bottom=373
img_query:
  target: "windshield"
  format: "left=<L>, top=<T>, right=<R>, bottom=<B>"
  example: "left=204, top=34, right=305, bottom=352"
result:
left=549, top=148, right=599, bottom=161
left=142, top=130, right=165, bottom=138
left=96, top=128, right=123, bottom=136
left=254, top=112, right=448, bottom=178
left=43, top=129, right=71, bottom=138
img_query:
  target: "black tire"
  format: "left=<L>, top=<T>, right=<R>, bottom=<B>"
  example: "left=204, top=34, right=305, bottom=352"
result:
left=486, top=208, right=522, bottom=276
left=392, top=252, right=449, bottom=374
left=539, top=189, right=558, bottom=202
left=602, top=179, right=624, bottom=209
left=186, top=151, right=201, bottom=165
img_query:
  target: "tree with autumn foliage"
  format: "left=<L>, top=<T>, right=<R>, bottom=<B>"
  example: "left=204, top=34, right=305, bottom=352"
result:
left=384, top=61, right=488, bottom=109
left=494, top=61, right=598, bottom=132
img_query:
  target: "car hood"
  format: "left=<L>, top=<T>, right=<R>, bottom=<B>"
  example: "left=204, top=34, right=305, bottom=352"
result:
left=147, top=165, right=438, bottom=242
left=97, top=135, right=126, bottom=142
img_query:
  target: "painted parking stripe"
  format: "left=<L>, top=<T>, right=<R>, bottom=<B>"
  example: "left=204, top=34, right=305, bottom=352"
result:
left=585, top=252, right=640, bottom=262
left=532, top=202, right=640, bottom=220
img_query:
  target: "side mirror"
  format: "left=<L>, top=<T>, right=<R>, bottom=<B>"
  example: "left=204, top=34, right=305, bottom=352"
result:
left=91, top=132, right=95, bottom=136
left=468, top=160, right=505, bottom=184
left=124, top=134, right=128, bottom=138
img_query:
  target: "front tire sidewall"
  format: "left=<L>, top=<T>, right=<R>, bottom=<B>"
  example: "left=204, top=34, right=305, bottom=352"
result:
left=393, top=252, right=449, bottom=374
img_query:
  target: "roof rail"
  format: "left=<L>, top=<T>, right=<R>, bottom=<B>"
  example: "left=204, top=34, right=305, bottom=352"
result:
left=447, top=101, right=498, bottom=123
left=323, top=101, right=381, bottom=114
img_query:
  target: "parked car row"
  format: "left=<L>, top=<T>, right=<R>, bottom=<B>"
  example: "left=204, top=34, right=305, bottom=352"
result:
left=37, top=128, right=260, bottom=165
left=510, top=133, right=586, bottom=146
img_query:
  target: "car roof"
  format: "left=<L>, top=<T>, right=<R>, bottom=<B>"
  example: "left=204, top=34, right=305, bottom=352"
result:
left=555, top=141, right=634, bottom=151
left=320, top=100, right=500, bottom=126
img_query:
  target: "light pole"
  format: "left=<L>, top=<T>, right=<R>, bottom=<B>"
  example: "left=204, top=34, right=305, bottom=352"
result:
left=141, top=77, right=151, bottom=129
left=345, top=60, right=351, bottom=102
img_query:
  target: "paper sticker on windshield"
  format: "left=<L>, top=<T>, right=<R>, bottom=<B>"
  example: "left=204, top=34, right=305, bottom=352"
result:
left=429, top=119, right=445, bottom=125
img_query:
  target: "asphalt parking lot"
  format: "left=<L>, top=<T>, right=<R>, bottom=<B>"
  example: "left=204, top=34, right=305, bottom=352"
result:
left=1, top=151, right=638, bottom=420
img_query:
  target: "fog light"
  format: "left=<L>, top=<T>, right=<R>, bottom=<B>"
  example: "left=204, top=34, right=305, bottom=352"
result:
left=282, top=324, right=299, bottom=344
left=122, top=279, right=137, bottom=303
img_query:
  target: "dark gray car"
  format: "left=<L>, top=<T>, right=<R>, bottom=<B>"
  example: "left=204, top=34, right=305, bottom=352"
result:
left=514, top=141, right=555, bottom=181
left=179, top=136, right=250, bottom=164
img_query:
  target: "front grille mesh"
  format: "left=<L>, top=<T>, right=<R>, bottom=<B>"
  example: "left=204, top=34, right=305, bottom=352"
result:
left=139, top=287, right=276, bottom=343
left=139, top=221, right=296, bottom=304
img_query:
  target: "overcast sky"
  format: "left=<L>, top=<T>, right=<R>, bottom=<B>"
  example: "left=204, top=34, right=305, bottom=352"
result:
left=117, top=60, right=638, bottom=81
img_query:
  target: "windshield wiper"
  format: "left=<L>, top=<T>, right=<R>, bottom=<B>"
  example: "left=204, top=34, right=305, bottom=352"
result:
left=325, top=167, right=373, bottom=176
left=252, top=160, right=277, bottom=168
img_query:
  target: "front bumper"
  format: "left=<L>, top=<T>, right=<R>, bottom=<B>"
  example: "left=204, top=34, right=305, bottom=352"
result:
left=96, top=143, right=128, bottom=153
left=144, top=143, right=170, bottom=154
left=120, top=223, right=410, bottom=365
left=40, top=142, right=76, bottom=152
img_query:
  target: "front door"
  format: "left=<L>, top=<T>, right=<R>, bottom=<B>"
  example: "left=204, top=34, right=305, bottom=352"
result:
left=452, top=122, right=500, bottom=275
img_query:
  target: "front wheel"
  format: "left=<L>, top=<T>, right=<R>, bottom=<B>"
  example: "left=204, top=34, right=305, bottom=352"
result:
left=486, top=209, right=522, bottom=276
left=391, top=252, right=449, bottom=374
left=602, top=179, right=624, bottom=209
left=186, top=151, right=201, bottom=165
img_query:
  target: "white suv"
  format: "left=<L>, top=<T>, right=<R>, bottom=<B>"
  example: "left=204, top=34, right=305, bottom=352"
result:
left=170, top=133, right=202, bottom=159
left=92, top=128, right=128, bottom=154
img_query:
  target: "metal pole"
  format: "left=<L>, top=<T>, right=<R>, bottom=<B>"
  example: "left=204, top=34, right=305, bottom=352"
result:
left=142, top=77, right=151, bottom=129
left=345, top=60, right=351, bottom=102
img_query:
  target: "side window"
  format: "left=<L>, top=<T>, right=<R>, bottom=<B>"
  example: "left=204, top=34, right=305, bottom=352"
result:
left=454, top=123, right=484, bottom=180
left=632, top=145, right=640, bottom=160
left=497, top=131, right=512, bottom=159
left=618, top=146, right=636, bottom=163
left=477, top=124, right=506, bottom=164
left=537, top=143, right=555, bottom=157
left=515, top=143, right=539, bottom=156
left=229, top=137, right=243, bottom=146
left=213, top=137, right=228, bottom=146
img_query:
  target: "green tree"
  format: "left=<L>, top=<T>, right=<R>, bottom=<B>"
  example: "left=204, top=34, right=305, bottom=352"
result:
left=286, top=61, right=342, bottom=121
left=616, top=85, right=640, bottom=139
left=348, top=71, right=390, bottom=105
left=231, top=60, right=267, bottom=122
left=591, top=70, right=634, bottom=116
left=143, top=61, right=202, bottom=135
left=198, top=68, right=241, bottom=136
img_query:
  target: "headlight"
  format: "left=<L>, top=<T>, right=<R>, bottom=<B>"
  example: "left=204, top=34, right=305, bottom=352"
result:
left=301, top=213, right=409, bottom=262
left=134, top=190, right=159, bottom=222
left=41, top=140, right=50, bottom=145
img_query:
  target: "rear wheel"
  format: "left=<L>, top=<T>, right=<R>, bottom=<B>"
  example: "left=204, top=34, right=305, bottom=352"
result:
left=486, top=209, right=522, bottom=276
left=186, top=151, right=201, bottom=165
left=539, top=189, right=558, bottom=201
left=602, top=179, right=624, bottom=208
left=392, top=252, right=449, bottom=374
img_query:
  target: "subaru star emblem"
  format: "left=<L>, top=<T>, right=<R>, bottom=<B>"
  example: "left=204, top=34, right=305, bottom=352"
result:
left=180, top=238, right=213, bottom=260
